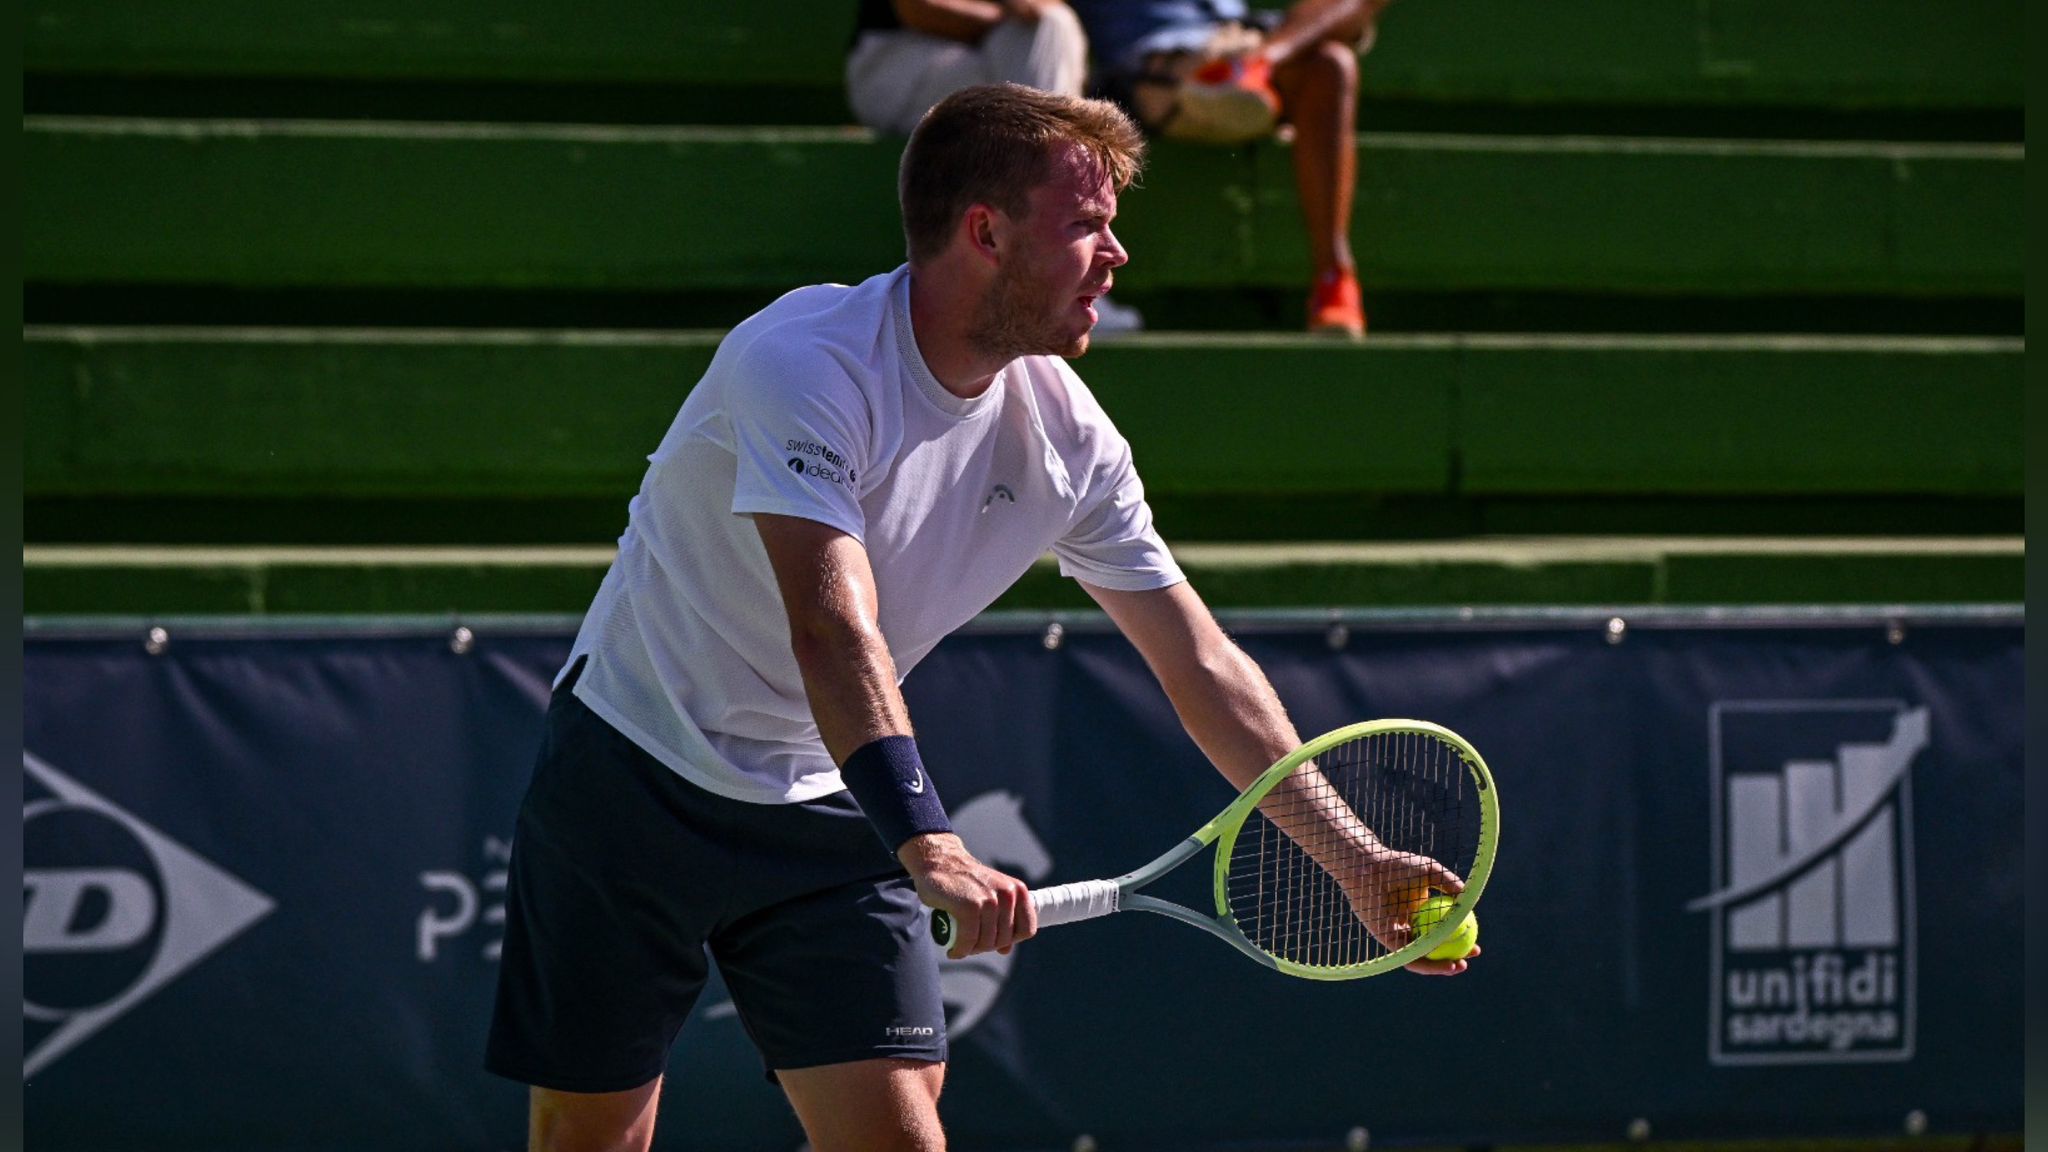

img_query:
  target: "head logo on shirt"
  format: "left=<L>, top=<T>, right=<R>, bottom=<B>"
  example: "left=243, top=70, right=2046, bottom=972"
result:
left=980, top=485, right=1015, bottom=513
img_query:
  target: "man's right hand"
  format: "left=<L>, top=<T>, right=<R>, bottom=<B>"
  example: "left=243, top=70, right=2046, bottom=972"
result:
left=899, top=832, right=1037, bottom=959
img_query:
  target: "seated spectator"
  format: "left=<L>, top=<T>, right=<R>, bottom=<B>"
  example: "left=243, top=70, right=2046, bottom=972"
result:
left=1073, top=0, right=1386, bottom=337
left=847, top=0, right=1091, bottom=136
left=847, top=0, right=1147, bottom=333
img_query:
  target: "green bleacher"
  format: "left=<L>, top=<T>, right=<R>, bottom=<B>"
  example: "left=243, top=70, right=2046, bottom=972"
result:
left=23, top=120, right=2021, bottom=297
left=22, top=0, right=2023, bottom=616
left=21, top=538, right=2025, bottom=615
left=24, top=328, right=2020, bottom=519
left=24, top=0, right=2023, bottom=112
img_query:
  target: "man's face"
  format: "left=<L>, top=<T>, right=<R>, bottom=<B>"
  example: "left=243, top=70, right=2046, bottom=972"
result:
left=969, top=143, right=1130, bottom=361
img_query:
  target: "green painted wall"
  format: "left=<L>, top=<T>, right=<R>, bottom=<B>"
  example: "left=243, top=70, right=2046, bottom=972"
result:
left=26, top=0, right=2023, bottom=110
left=26, top=330, right=2021, bottom=512
left=22, top=539, right=2023, bottom=615
left=24, top=121, right=2022, bottom=297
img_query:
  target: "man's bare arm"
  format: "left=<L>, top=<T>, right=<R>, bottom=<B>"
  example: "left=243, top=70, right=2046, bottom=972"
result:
left=1080, top=579, right=1473, bottom=975
left=754, top=514, right=910, bottom=759
left=892, top=0, right=1005, bottom=43
left=753, top=513, right=1034, bottom=957
left=1081, top=580, right=1302, bottom=789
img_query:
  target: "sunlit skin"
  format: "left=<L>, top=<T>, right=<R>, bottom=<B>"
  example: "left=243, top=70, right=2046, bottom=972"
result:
left=1258, top=0, right=1382, bottom=284
left=903, top=142, right=1475, bottom=977
left=966, top=147, right=1126, bottom=361
left=520, top=103, right=1439, bottom=1152
left=908, top=141, right=1129, bottom=399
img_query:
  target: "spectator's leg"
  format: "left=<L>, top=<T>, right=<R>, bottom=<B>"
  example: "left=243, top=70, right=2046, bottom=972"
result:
left=980, top=2, right=1090, bottom=97
left=1260, top=0, right=1376, bottom=68
left=1271, top=39, right=1359, bottom=283
left=846, top=31, right=990, bottom=135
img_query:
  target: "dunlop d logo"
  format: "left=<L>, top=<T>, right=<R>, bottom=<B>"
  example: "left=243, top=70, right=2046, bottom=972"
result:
left=23, top=753, right=276, bottom=1077
left=1689, top=703, right=1924, bottom=1066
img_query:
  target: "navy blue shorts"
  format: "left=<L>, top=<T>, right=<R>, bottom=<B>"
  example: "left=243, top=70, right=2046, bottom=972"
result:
left=485, top=664, right=946, bottom=1093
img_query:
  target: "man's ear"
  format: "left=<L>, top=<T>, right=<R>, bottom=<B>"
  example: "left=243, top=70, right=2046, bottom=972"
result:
left=961, top=203, right=1004, bottom=267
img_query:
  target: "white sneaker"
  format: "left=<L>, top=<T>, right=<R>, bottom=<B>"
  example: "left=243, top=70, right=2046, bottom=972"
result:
left=1092, top=293, right=1145, bottom=336
left=1170, top=54, right=1280, bottom=144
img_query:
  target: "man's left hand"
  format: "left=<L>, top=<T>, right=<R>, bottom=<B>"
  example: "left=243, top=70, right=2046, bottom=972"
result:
left=1340, top=848, right=1476, bottom=976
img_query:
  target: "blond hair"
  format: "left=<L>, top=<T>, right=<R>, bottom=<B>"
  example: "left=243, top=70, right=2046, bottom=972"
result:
left=898, top=83, right=1146, bottom=265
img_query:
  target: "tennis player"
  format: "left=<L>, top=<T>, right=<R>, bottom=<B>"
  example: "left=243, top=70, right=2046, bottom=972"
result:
left=486, top=82, right=1473, bottom=1152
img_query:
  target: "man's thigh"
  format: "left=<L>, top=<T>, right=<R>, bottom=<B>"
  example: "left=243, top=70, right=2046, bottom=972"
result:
left=712, top=869, right=948, bottom=1074
left=485, top=677, right=723, bottom=1093
left=779, top=1058, right=947, bottom=1152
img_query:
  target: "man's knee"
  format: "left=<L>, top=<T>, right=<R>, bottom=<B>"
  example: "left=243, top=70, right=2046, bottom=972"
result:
left=816, top=1120, right=945, bottom=1152
left=530, top=1081, right=662, bottom=1152
left=781, top=1058, right=947, bottom=1152
left=1276, top=35, right=1358, bottom=109
left=1292, top=0, right=1382, bottom=52
left=1310, top=37, right=1359, bottom=89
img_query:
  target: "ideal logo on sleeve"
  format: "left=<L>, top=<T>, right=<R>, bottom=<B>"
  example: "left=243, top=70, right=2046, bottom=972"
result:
left=785, top=437, right=856, bottom=487
left=1689, top=704, right=1925, bottom=1066
left=22, top=753, right=277, bottom=1078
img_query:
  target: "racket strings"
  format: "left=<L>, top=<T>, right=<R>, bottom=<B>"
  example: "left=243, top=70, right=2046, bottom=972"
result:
left=1225, top=731, right=1476, bottom=969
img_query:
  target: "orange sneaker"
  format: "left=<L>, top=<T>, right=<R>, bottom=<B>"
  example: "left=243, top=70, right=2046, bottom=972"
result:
left=1308, top=268, right=1366, bottom=338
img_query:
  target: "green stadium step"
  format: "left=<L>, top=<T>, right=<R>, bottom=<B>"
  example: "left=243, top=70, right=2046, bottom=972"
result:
left=21, top=538, right=2023, bottom=615
left=24, top=0, right=2022, bottom=112
left=26, top=330, right=2021, bottom=543
left=23, top=118, right=2022, bottom=298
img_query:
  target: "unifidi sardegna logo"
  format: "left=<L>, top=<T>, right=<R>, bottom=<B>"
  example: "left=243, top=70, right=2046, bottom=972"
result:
left=1690, top=703, right=1925, bottom=1066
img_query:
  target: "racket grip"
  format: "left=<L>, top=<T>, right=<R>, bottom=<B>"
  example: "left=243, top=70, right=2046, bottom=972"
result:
left=1032, top=879, right=1123, bottom=926
left=929, top=880, right=1121, bottom=948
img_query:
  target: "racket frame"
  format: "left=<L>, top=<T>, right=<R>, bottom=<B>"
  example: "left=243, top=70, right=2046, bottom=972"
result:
left=1204, top=718, right=1499, bottom=979
left=932, top=719, right=1498, bottom=980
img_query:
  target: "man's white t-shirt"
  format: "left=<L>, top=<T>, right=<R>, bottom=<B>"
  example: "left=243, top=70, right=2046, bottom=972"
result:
left=565, top=266, right=1185, bottom=804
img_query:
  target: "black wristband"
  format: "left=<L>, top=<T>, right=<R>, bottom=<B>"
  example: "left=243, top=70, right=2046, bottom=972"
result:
left=839, top=735, right=952, bottom=853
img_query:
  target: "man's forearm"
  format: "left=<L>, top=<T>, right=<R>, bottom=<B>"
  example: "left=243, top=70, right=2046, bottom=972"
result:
left=1152, top=633, right=1303, bottom=792
left=782, top=577, right=1032, bottom=952
left=786, top=608, right=965, bottom=859
left=1087, top=586, right=1460, bottom=961
left=895, top=0, right=1007, bottom=43
left=786, top=609, right=913, bottom=764
left=1257, top=765, right=1387, bottom=870
left=1158, top=643, right=1400, bottom=895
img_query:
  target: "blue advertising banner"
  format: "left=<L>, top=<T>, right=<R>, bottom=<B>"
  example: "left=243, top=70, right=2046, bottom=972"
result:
left=21, top=609, right=2023, bottom=1151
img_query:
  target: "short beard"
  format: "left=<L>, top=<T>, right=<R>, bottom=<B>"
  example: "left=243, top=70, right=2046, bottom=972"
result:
left=968, top=262, right=1089, bottom=362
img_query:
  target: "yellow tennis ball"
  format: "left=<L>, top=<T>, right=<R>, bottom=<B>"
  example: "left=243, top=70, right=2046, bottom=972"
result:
left=1410, top=894, right=1478, bottom=960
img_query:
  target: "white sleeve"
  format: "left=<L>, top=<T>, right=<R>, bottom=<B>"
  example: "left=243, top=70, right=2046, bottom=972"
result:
left=1051, top=435, right=1185, bottom=591
left=724, top=340, right=872, bottom=541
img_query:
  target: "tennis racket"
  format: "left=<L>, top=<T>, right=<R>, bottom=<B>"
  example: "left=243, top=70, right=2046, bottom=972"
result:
left=931, top=719, right=1498, bottom=979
